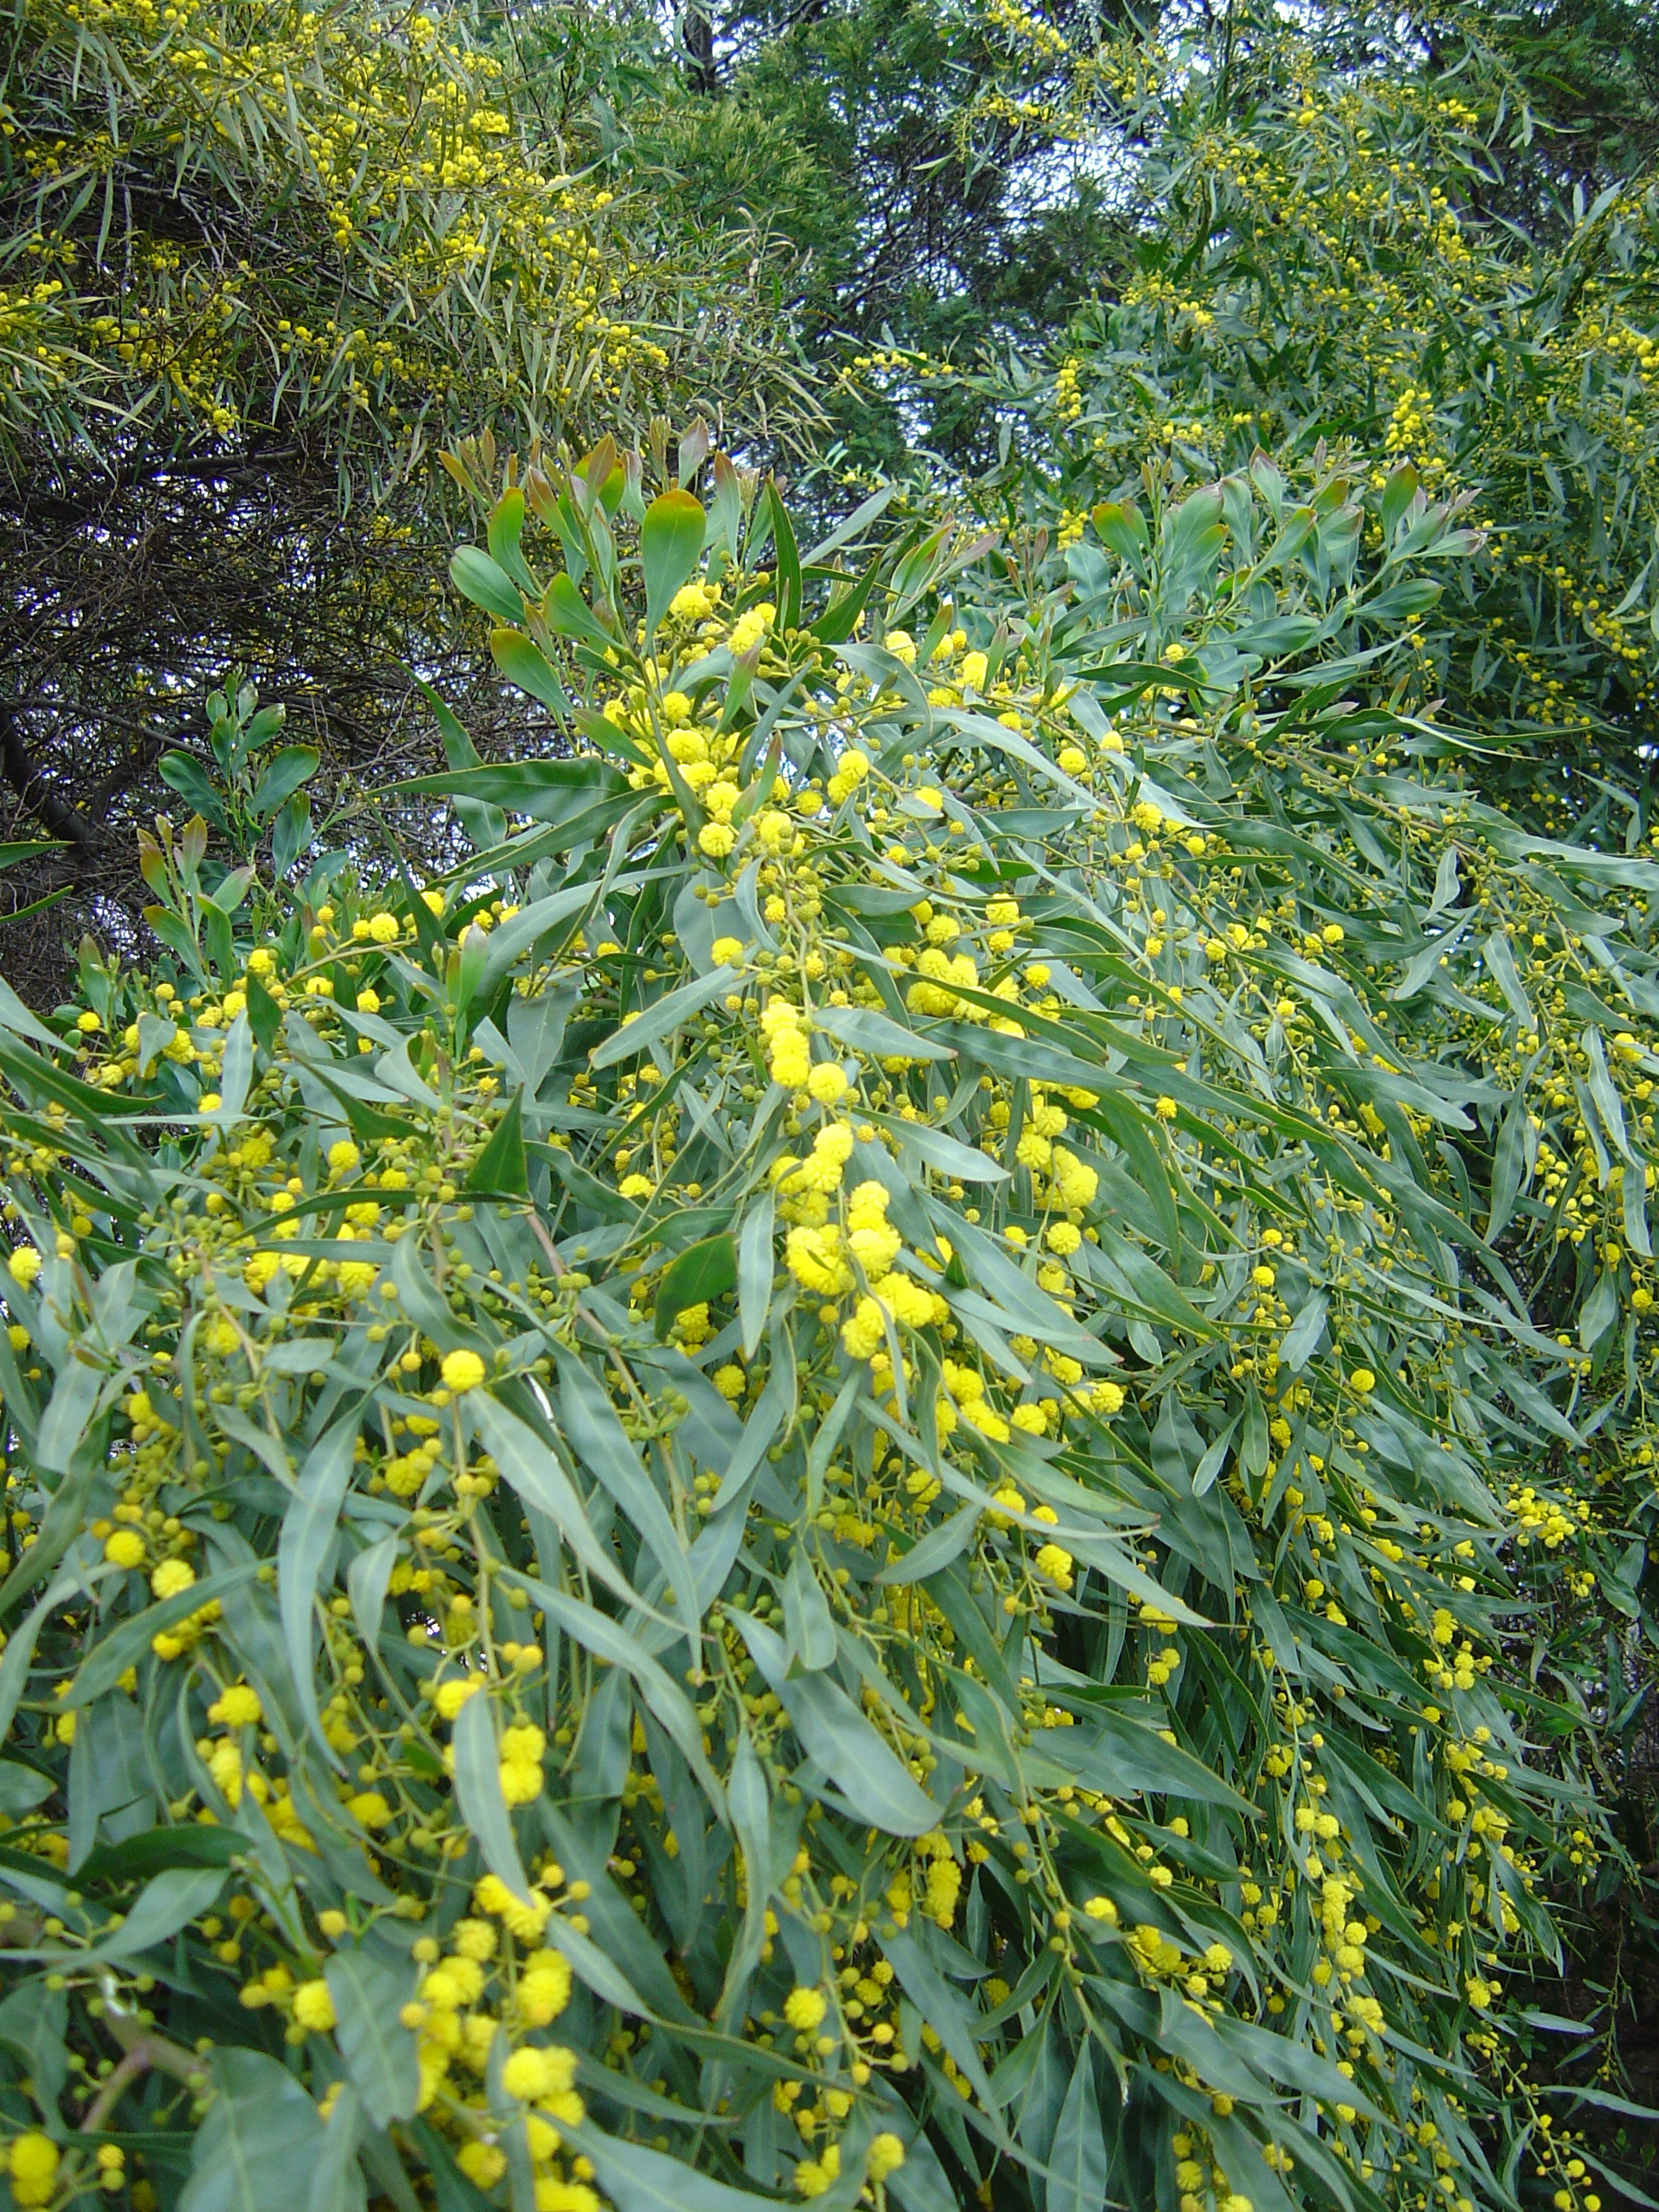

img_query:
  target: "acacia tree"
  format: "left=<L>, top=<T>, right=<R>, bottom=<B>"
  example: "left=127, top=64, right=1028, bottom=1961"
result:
left=0, top=415, right=1652, bottom=2211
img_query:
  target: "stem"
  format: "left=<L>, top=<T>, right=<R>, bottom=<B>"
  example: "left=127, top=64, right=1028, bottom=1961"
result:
left=82, top=1982, right=205, bottom=2132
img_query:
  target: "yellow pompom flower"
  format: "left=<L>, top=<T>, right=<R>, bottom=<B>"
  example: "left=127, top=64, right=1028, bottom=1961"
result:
left=8, top=1246, right=42, bottom=1288
left=867, top=2134, right=906, bottom=2182
left=441, top=1349, right=486, bottom=1394
left=103, top=1528, right=147, bottom=1569
left=457, top=2144, right=507, bottom=2190
left=783, top=1985, right=827, bottom=2032
left=292, top=1979, right=336, bottom=2032
left=9, top=2133, right=60, bottom=2207
left=207, top=1683, right=263, bottom=1727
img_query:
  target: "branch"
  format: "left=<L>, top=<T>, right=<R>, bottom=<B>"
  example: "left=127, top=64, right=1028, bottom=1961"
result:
left=10, top=446, right=305, bottom=530
left=81, top=1979, right=207, bottom=2133
left=0, top=703, right=96, bottom=853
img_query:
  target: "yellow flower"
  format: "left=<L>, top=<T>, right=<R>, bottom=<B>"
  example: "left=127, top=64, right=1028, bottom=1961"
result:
left=207, top=1683, right=263, bottom=1727
left=151, top=1558, right=196, bottom=1599
left=867, top=2134, right=905, bottom=2182
left=783, top=1986, right=826, bottom=2032
left=292, top=1979, right=336, bottom=2032
left=457, top=2144, right=507, bottom=2190
left=103, top=1528, right=146, bottom=1569
left=9, top=2133, right=60, bottom=2207
left=8, top=1246, right=41, bottom=1288
left=441, top=1349, right=486, bottom=1394
left=434, top=1677, right=483, bottom=1720
left=1348, top=1367, right=1376, bottom=1394
left=1034, top=1543, right=1074, bottom=1591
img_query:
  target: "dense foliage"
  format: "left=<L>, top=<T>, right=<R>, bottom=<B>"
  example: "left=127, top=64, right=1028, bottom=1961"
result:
left=0, top=428, right=1655, bottom=2212
left=3, top=0, right=1659, bottom=2204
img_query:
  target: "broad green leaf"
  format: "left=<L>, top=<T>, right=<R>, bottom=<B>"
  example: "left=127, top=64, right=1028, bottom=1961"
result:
left=733, top=1614, right=938, bottom=1835
left=450, top=1685, right=533, bottom=1905
left=654, top=1232, right=736, bottom=1338
left=737, top=1192, right=774, bottom=1361
left=641, top=488, right=707, bottom=635
left=465, top=1090, right=527, bottom=1196
left=87, top=1864, right=226, bottom=1963
left=1046, top=2047, right=1108, bottom=2212
left=450, top=546, right=525, bottom=624
left=588, top=968, right=733, bottom=1069
left=570, top=2125, right=775, bottom=2212
left=490, top=628, right=570, bottom=714
left=325, top=1947, right=419, bottom=2126
left=249, top=745, right=321, bottom=822
left=179, top=2050, right=323, bottom=2212
left=278, top=1417, right=357, bottom=1766
left=554, top=1351, right=695, bottom=1606
left=470, top=1395, right=655, bottom=1618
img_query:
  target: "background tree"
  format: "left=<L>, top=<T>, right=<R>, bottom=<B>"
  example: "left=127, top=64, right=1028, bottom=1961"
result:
left=0, top=0, right=812, bottom=992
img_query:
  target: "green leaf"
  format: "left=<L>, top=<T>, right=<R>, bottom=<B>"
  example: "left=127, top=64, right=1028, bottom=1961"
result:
left=450, top=546, right=526, bottom=624
left=64, top=1564, right=259, bottom=1708
left=733, top=1614, right=939, bottom=1835
left=570, top=2126, right=775, bottom=2212
left=876, top=1503, right=981, bottom=1585
left=490, top=628, right=570, bottom=715
left=1046, top=2046, right=1108, bottom=2212
left=73, top=1825, right=239, bottom=1887
left=308, top=2083, right=367, bottom=2212
left=279, top=1417, right=358, bottom=1767
left=465, top=1090, right=527, bottom=1196
left=159, top=752, right=229, bottom=831
left=555, top=1352, right=694, bottom=1606
left=86, top=1864, right=226, bottom=1964
left=507, top=1575, right=722, bottom=1805
left=486, top=486, right=539, bottom=597
left=654, top=1232, right=736, bottom=1338
left=1092, top=498, right=1149, bottom=571
left=641, top=488, right=707, bottom=636
left=325, top=1947, right=420, bottom=2127
left=180, top=2051, right=323, bottom=2212
left=0, top=841, right=67, bottom=871
left=471, top=1395, right=655, bottom=1618
left=812, top=1002, right=956, bottom=1064
left=543, top=571, right=616, bottom=649
left=451, top=1685, right=533, bottom=1905
left=249, top=745, right=321, bottom=822
left=588, top=968, right=734, bottom=1069
left=1037, top=1704, right=1254, bottom=1813
left=246, top=971, right=282, bottom=1055
left=764, top=480, right=802, bottom=629
left=737, top=1193, right=776, bottom=1363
